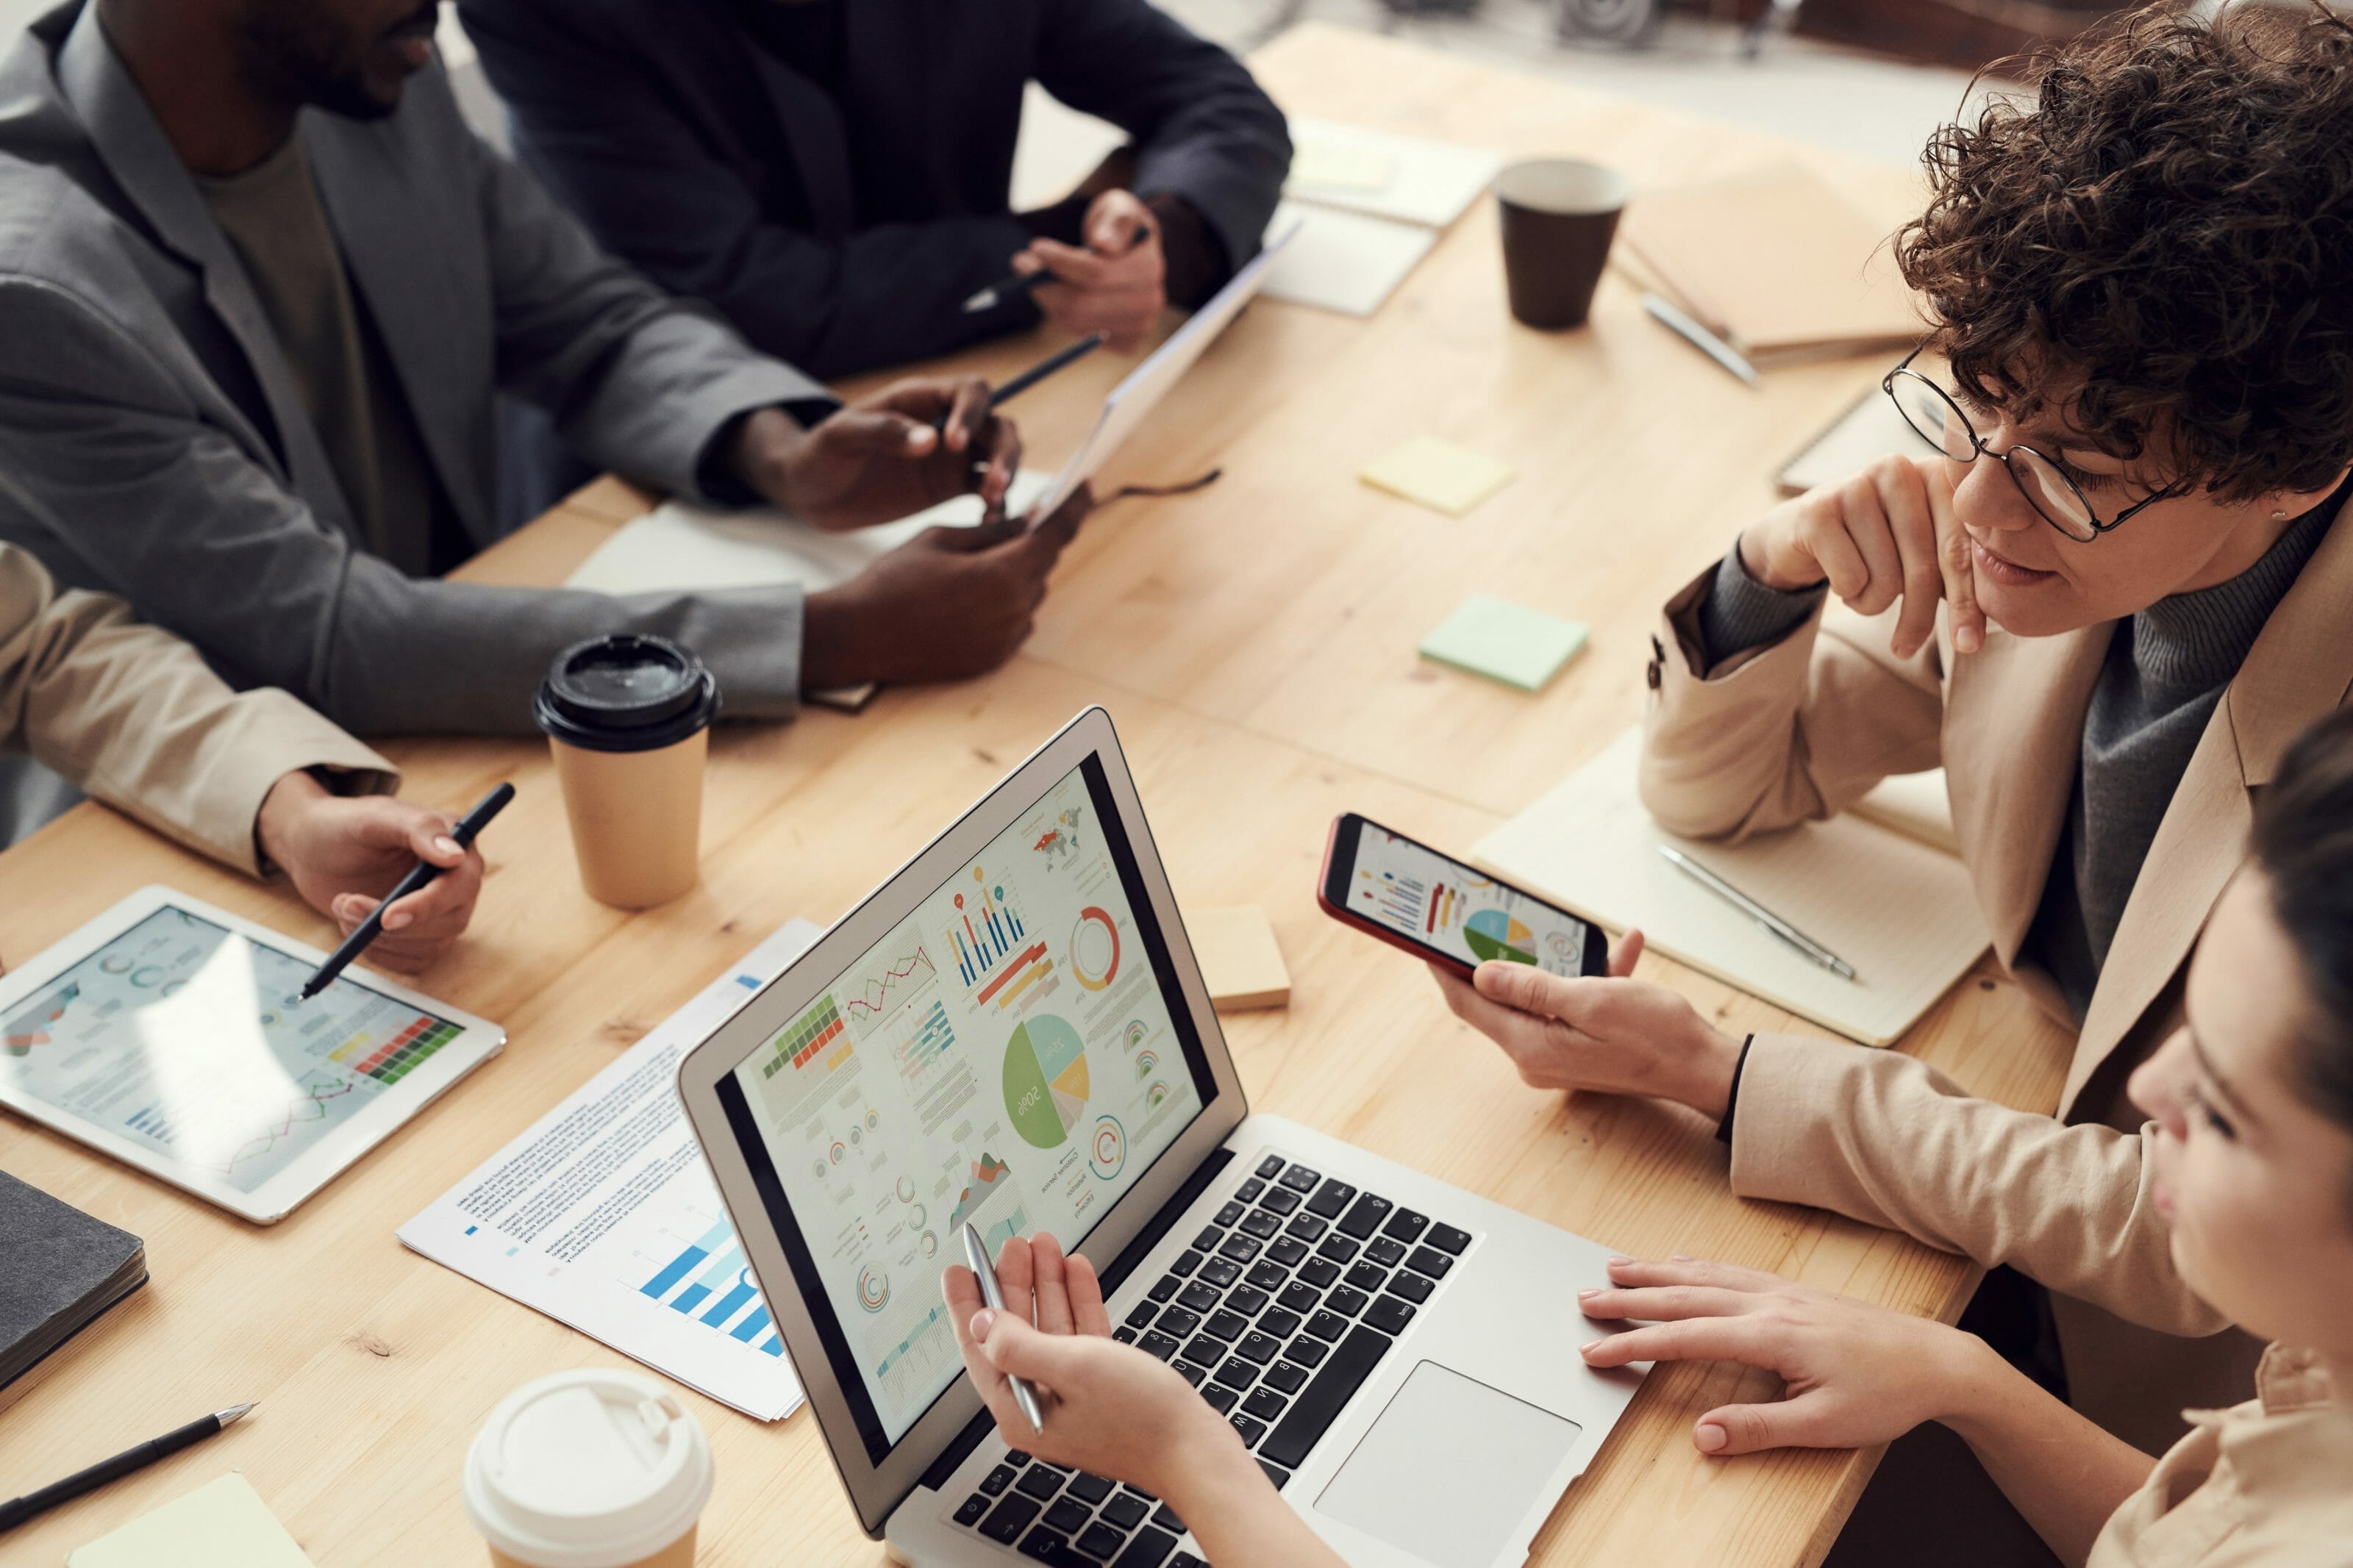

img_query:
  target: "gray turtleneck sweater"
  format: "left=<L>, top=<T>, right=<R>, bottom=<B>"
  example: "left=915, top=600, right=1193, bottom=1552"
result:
left=1691, top=500, right=2335, bottom=1023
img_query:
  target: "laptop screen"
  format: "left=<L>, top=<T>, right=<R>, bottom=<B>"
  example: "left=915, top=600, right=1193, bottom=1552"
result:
left=714, top=753, right=1216, bottom=1459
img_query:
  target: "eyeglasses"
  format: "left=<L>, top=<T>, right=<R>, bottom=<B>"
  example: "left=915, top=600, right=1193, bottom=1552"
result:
left=1881, top=348, right=2180, bottom=543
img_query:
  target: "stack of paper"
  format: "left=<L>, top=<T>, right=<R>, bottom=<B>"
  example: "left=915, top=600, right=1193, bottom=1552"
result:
left=1472, top=730, right=1986, bottom=1046
left=1263, top=117, right=1503, bottom=318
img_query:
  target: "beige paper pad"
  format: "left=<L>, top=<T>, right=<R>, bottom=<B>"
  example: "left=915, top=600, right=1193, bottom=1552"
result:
left=70, top=1473, right=315, bottom=1568
left=1190, top=905, right=1292, bottom=1011
left=1360, top=437, right=1516, bottom=518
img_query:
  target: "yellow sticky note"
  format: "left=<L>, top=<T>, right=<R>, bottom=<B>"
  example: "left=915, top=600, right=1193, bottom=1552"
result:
left=70, top=1473, right=317, bottom=1568
left=1360, top=437, right=1516, bottom=518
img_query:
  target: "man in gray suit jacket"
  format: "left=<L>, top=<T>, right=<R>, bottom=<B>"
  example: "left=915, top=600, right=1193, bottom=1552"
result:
left=0, top=0, right=1087, bottom=737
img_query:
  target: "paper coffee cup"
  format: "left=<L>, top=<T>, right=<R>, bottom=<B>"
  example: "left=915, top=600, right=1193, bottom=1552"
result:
left=533, top=634, right=720, bottom=909
left=1496, top=158, right=1632, bottom=330
left=464, top=1368, right=713, bottom=1568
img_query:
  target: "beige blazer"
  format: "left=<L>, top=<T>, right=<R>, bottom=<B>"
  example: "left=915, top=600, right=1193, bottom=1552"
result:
left=0, top=544, right=391, bottom=873
left=1640, top=510, right=2353, bottom=1123
left=1735, top=1045, right=2353, bottom=1565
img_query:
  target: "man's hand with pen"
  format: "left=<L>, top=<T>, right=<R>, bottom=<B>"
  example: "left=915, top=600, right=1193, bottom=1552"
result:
left=1010, top=190, right=1168, bottom=354
left=257, top=773, right=488, bottom=975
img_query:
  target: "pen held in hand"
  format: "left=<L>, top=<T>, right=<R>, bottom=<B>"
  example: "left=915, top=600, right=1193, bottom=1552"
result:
left=296, top=781, right=515, bottom=1002
left=962, top=222, right=1152, bottom=315
left=962, top=1222, right=1046, bottom=1433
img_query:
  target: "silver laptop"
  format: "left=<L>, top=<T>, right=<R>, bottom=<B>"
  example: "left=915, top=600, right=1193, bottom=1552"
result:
left=677, top=708, right=1644, bottom=1568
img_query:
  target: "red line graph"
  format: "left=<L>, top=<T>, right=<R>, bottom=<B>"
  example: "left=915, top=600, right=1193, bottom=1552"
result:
left=843, top=947, right=937, bottom=1018
left=219, top=1075, right=357, bottom=1173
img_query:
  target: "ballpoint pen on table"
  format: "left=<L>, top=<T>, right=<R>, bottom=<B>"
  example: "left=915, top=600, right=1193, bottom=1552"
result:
left=1657, top=845, right=1857, bottom=981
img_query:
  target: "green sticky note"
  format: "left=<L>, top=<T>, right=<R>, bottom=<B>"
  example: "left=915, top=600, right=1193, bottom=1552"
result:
left=1360, top=436, right=1516, bottom=518
left=1418, top=595, right=1590, bottom=692
left=71, top=1474, right=317, bottom=1568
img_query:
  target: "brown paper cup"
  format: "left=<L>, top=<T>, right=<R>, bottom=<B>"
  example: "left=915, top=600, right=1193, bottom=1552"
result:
left=547, top=728, right=708, bottom=909
left=490, top=1528, right=696, bottom=1568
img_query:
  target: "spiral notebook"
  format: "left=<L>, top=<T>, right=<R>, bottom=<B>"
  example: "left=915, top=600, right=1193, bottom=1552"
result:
left=1472, top=729, right=1988, bottom=1045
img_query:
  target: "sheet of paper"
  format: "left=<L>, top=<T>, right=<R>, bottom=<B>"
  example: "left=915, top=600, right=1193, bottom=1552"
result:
left=397, top=920, right=823, bottom=1420
left=69, top=1473, right=314, bottom=1568
left=1260, top=201, right=1438, bottom=318
left=1281, top=117, right=1503, bottom=227
left=1472, top=730, right=1988, bottom=1046
left=1418, top=595, right=1589, bottom=691
left=1850, top=769, right=1960, bottom=856
left=1360, top=435, right=1516, bottom=518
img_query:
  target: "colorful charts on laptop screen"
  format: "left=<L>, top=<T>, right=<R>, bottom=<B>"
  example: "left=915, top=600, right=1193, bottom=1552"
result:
left=732, top=764, right=1205, bottom=1443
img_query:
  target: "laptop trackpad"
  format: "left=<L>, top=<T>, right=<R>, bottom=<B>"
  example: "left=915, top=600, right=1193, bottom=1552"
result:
left=1315, top=1361, right=1583, bottom=1568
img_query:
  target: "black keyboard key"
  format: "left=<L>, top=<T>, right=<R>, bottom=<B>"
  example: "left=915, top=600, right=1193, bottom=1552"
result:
left=1386, top=1270, right=1434, bottom=1304
left=1149, top=1272, right=1181, bottom=1303
left=1261, top=1325, right=1395, bottom=1469
left=1192, top=1225, right=1222, bottom=1251
left=1237, top=1177, right=1265, bottom=1203
left=957, top=1494, right=990, bottom=1526
left=1213, top=1356, right=1258, bottom=1390
left=1429, top=1223, right=1473, bottom=1255
left=1267, top=1238, right=1309, bottom=1267
left=1171, top=1555, right=1207, bottom=1568
left=1017, top=1467, right=1065, bottom=1502
left=1317, top=1234, right=1360, bottom=1265
left=1230, top=1412, right=1268, bottom=1446
left=1184, top=1333, right=1227, bottom=1366
left=1007, top=1450, right=1033, bottom=1467
left=1198, top=1258, right=1241, bottom=1288
left=1152, top=1502, right=1186, bottom=1533
left=1259, top=1458, right=1292, bottom=1491
left=1226, top=1287, right=1268, bottom=1320
left=1286, top=1335, right=1329, bottom=1368
left=1113, top=1327, right=1138, bottom=1345
left=981, top=1495, right=1041, bottom=1544
left=1019, top=1525, right=1073, bottom=1563
left=1405, top=1246, right=1454, bottom=1280
left=1138, top=1331, right=1181, bottom=1362
left=1215, top=1201, right=1245, bottom=1227
left=1299, top=1257, right=1340, bottom=1289
left=1169, top=1250, right=1202, bottom=1278
left=1112, top=1525, right=1178, bottom=1568
left=1156, top=1306, right=1201, bottom=1340
left=1324, top=1286, right=1368, bottom=1319
left=1263, top=1359, right=1310, bottom=1393
left=1245, top=1261, right=1288, bottom=1293
left=1101, top=1493, right=1149, bottom=1531
left=1076, top=1522, right=1129, bottom=1561
left=1256, top=1154, right=1287, bottom=1179
left=1258, top=1307, right=1302, bottom=1340
left=982, top=1464, right=1018, bottom=1496
left=1243, top=1386, right=1288, bottom=1421
left=1044, top=1497, right=1092, bottom=1535
left=1124, top=1301, right=1158, bottom=1330
left=1202, top=1309, right=1247, bottom=1342
left=1217, top=1234, right=1262, bottom=1264
left=1306, top=1309, right=1349, bottom=1339
left=1306, top=1178, right=1358, bottom=1220
left=1258, top=1186, right=1302, bottom=1216
left=1069, top=1472, right=1115, bottom=1506
left=1279, top=1282, right=1321, bottom=1315
left=1365, top=1236, right=1407, bottom=1269
left=1173, top=1359, right=1210, bottom=1387
left=1284, top=1213, right=1328, bottom=1243
left=1278, top=1164, right=1321, bottom=1193
left=1176, top=1281, right=1220, bottom=1314
left=1202, top=1382, right=1238, bottom=1414
left=1366, top=1295, right=1418, bottom=1336
left=1237, top=1330, right=1283, bottom=1364
left=1337, top=1192, right=1395, bottom=1239
left=1238, top=1209, right=1281, bottom=1240
left=1346, top=1261, right=1389, bottom=1294
left=1035, top=1461, right=1074, bottom=1475
left=1383, top=1208, right=1429, bottom=1245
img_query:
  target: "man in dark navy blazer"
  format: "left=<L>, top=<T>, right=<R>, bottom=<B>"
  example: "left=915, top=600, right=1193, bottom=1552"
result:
left=459, top=0, right=1291, bottom=380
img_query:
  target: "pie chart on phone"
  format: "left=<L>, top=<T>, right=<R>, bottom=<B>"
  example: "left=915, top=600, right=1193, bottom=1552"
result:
left=1463, top=909, right=1537, bottom=965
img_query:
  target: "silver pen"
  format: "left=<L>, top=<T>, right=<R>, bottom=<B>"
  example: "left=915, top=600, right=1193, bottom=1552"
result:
left=962, top=1223, right=1046, bottom=1433
left=1657, top=845, right=1857, bottom=981
left=1640, top=293, right=1760, bottom=387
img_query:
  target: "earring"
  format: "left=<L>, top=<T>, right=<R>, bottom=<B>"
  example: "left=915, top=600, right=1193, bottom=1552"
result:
left=2272, top=506, right=2289, bottom=519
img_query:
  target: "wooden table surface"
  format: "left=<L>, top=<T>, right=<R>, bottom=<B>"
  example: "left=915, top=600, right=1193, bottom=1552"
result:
left=0, top=24, right=2071, bottom=1568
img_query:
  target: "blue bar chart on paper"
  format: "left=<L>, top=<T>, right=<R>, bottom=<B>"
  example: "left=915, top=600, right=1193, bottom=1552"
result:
left=633, top=1213, right=785, bottom=1358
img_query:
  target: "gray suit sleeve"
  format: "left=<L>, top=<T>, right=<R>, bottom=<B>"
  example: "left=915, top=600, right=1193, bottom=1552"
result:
left=1691, top=544, right=1827, bottom=671
left=0, top=277, right=804, bottom=736
left=463, top=112, right=841, bottom=501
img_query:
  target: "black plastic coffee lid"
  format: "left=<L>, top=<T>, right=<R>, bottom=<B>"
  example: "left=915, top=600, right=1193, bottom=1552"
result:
left=532, top=634, right=721, bottom=753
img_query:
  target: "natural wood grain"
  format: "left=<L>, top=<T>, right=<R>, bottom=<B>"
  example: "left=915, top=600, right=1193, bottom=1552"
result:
left=0, top=28, right=2068, bottom=1568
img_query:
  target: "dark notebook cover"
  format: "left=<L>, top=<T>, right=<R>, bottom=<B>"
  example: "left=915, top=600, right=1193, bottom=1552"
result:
left=0, top=1169, right=146, bottom=1389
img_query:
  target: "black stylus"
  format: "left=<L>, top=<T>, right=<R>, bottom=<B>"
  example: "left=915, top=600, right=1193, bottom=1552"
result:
left=0, top=1402, right=256, bottom=1534
left=297, top=781, right=514, bottom=1001
left=961, top=221, right=1151, bottom=314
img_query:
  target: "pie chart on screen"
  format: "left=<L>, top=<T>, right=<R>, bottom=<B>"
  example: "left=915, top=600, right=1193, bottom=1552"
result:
left=1463, top=909, right=1537, bottom=964
left=1004, top=1014, right=1090, bottom=1148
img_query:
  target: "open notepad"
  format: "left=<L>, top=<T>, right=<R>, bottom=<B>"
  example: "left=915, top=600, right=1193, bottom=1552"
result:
left=1471, top=730, right=1988, bottom=1046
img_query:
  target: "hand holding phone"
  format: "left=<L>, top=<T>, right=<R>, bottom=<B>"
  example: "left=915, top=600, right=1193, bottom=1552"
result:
left=1316, top=814, right=1608, bottom=980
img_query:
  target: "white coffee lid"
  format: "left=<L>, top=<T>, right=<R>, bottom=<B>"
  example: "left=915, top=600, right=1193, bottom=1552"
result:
left=463, top=1369, right=714, bottom=1568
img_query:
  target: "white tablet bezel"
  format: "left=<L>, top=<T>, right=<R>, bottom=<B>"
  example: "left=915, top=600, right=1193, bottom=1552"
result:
left=0, top=885, right=504, bottom=1224
left=677, top=706, right=1248, bottom=1536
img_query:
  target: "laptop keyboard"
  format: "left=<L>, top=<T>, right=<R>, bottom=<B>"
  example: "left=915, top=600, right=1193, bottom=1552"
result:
left=949, top=1152, right=1474, bottom=1564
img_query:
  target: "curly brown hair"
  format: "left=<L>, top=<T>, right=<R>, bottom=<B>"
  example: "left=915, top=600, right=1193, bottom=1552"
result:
left=1894, top=1, right=2353, bottom=502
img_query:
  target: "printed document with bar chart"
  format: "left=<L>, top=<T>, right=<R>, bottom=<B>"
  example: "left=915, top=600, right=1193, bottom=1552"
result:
left=396, top=922, right=822, bottom=1420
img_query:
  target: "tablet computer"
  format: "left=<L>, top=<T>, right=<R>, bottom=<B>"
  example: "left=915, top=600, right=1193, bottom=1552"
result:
left=0, top=887, right=504, bottom=1222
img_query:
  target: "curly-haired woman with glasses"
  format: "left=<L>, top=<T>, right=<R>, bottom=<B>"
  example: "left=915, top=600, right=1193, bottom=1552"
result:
left=1439, top=0, right=2353, bottom=1553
